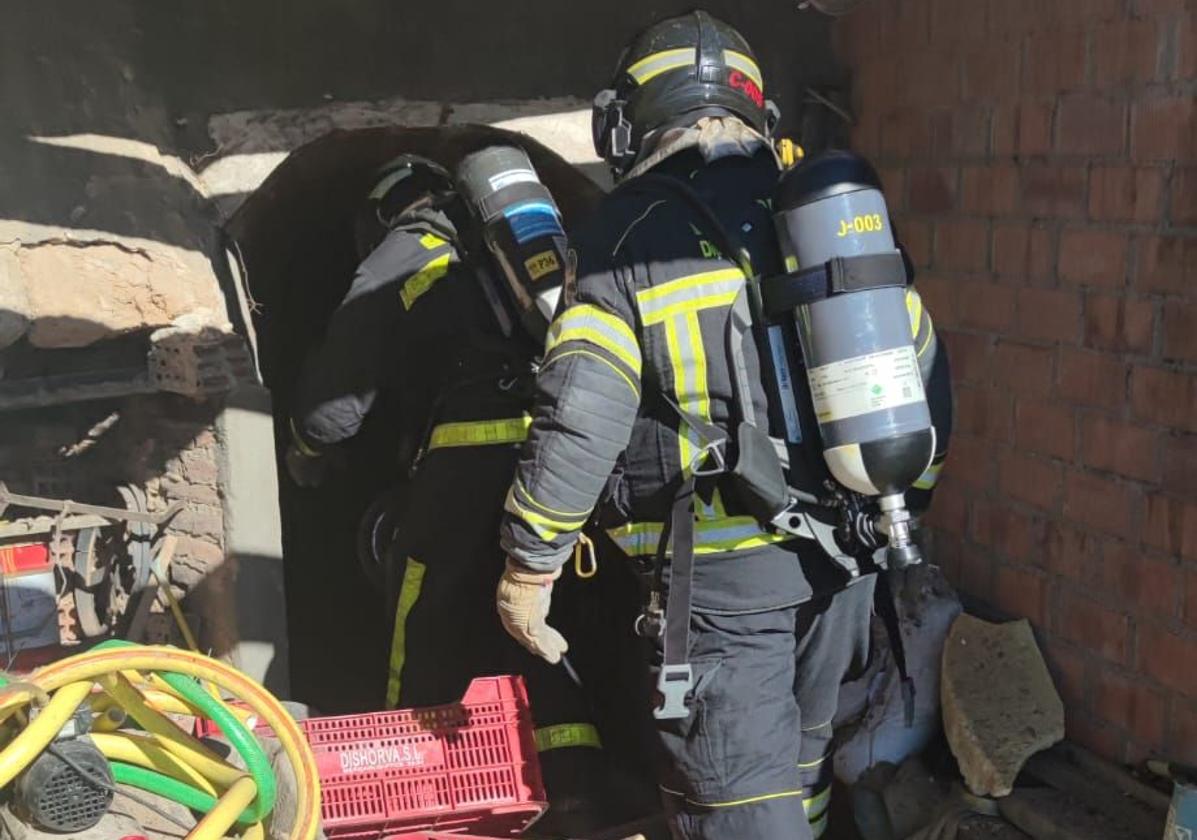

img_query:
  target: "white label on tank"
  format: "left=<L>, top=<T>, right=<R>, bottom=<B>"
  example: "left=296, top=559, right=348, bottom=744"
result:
left=808, top=345, right=925, bottom=423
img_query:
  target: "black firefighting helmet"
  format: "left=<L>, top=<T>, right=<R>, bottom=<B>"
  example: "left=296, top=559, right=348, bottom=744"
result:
left=354, top=154, right=456, bottom=259
left=592, top=11, right=777, bottom=174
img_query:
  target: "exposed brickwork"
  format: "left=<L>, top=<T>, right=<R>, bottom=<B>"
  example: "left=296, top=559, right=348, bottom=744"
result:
left=0, top=395, right=226, bottom=650
left=839, top=0, right=1197, bottom=764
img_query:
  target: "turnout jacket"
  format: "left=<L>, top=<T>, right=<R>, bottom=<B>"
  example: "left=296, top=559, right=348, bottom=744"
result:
left=500, top=148, right=949, bottom=612
left=291, top=208, right=535, bottom=455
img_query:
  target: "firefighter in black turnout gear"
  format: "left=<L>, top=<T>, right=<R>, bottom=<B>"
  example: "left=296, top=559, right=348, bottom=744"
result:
left=496, top=13, right=952, bottom=840
left=286, top=151, right=609, bottom=829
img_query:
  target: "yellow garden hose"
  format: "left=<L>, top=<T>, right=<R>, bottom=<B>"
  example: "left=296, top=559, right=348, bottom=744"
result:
left=0, top=644, right=320, bottom=840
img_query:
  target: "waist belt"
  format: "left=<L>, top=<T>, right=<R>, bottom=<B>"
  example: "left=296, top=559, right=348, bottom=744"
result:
left=607, top=514, right=793, bottom=557
left=426, top=415, right=531, bottom=451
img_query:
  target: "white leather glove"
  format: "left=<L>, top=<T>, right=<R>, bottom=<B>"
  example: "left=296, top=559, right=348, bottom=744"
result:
left=496, top=559, right=567, bottom=664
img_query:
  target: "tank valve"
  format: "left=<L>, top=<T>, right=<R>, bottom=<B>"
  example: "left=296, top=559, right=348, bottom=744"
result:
left=876, top=493, right=922, bottom=570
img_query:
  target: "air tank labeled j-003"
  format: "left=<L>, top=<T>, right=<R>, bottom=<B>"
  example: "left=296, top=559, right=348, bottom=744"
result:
left=769, top=151, right=934, bottom=568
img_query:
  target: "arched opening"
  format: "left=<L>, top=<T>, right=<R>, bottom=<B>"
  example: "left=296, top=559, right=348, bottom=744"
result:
left=225, top=126, right=603, bottom=712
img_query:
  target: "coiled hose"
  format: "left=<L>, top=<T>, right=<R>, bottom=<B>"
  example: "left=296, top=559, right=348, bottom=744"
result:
left=0, top=642, right=320, bottom=840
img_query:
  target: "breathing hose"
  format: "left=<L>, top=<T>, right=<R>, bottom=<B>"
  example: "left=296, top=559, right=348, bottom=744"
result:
left=0, top=643, right=320, bottom=840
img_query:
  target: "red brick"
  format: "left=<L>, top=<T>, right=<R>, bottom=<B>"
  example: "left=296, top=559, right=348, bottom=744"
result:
left=1057, top=96, right=1128, bottom=156
left=1063, top=469, right=1136, bottom=539
left=1059, top=230, right=1129, bottom=289
left=943, top=330, right=991, bottom=384
left=1058, top=588, right=1132, bottom=664
left=1171, top=700, right=1197, bottom=766
left=909, top=166, right=957, bottom=212
left=1142, top=493, right=1197, bottom=559
left=1017, top=102, right=1055, bottom=156
left=933, top=108, right=993, bottom=159
left=956, top=385, right=1014, bottom=441
left=837, top=7, right=880, bottom=65
left=1099, top=543, right=1179, bottom=618
left=857, top=59, right=904, bottom=124
left=899, top=218, right=932, bottom=268
left=1042, top=520, right=1094, bottom=580
left=905, top=50, right=962, bottom=110
left=880, top=109, right=933, bottom=159
left=1089, top=166, right=1164, bottom=223
left=1092, top=670, right=1167, bottom=746
left=929, top=0, right=987, bottom=44
left=1021, top=164, right=1088, bottom=217
left=1084, top=294, right=1156, bottom=354
left=1133, top=0, right=1196, bottom=14
left=1136, top=235, right=1197, bottom=295
left=972, top=499, right=1039, bottom=560
left=1092, top=19, right=1162, bottom=88
left=851, top=112, right=880, bottom=157
left=1163, top=301, right=1197, bottom=362
left=1139, top=622, right=1197, bottom=696
left=961, top=164, right=1020, bottom=216
left=1025, top=30, right=1089, bottom=94
left=999, top=450, right=1064, bottom=511
left=958, top=280, right=1015, bottom=330
left=1015, top=287, right=1082, bottom=344
left=936, top=220, right=991, bottom=274
left=994, top=222, right=1054, bottom=281
left=881, top=0, right=931, bottom=50
left=992, top=104, right=1017, bottom=156
left=961, top=543, right=995, bottom=599
left=1179, top=15, right=1197, bottom=79
left=879, top=166, right=907, bottom=211
left=931, top=531, right=964, bottom=586
left=1173, top=167, right=1197, bottom=225
left=1131, top=97, right=1196, bottom=162
left=1131, top=366, right=1197, bottom=433
left=995, top=341, right=1055, bottom=395
left=1186, top=568, right=1197, bottom=629
left=963, top=41, right=1022, bottom=102
left=1162, top=435, right=1197, bottom=496
left=924, top=476, right=970, bottom=535
left=1015, top=398, right=1076, bottom=459
left=946, top=434, right=995, bottom=489
left=994, top=564, right=1050, bottom=625
left=1080, top=415, right=1160, bottom=482
left=1043, top=639, right=1090, bottom=714
left=1058, top=348, right=1129, bottom=409
left=1067, top=714, right=1127, bottom=763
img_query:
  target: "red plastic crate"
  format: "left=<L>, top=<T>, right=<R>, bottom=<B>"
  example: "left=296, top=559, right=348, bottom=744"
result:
left=210, top=677, right=547, bottom=839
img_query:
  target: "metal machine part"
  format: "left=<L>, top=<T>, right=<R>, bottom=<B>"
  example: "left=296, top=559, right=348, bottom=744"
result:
left=13, top=708, right=112, bottom=834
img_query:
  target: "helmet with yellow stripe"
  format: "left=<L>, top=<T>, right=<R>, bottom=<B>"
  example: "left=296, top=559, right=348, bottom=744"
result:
left=592, top=11, right=777, bottom=175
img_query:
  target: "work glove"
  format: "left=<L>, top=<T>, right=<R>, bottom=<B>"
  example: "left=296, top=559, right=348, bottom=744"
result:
left=284, top=444, right=330, bottom=488
left=496, top=559, right=567, bottom=664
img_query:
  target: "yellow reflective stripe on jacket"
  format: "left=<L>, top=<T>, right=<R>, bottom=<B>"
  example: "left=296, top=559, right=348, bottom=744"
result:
left=427, top=416, right=531, bottom=450
left=533, top=722, right=603, bottom=753
left=905, top=288, right=923, bottom=337
left=636, top=267, right=745, bottom=470
left=626, top=47, right=695, bottom=85
left=385, top=558, right=427, bottom=709
left=289, top=418, right=322, bottom=458
left=913, top=460, right=942, bottom=490
left=810, top=811, right=829, bottom=839
left=418, top=232, right=446, bottom=250
left=723, top=49, right=763, bottom=89
left=399, top=253, right=452, bottom=310
left=636, top=268, right=744, bottom=325
left=607, top=515, right=791, bottom=557
left=546, top=304, right=642, bottom=375
left=505, top=487, right=587, bottom=541
left=543, top=348, right=640, bottom=398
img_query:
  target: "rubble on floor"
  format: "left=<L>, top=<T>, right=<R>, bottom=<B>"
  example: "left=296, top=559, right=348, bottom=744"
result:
left=941, top=615, right=1065, bottom=798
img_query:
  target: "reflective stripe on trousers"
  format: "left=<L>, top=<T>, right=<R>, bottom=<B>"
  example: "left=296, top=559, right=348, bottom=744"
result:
left=385, top=558, right=426, bottom=709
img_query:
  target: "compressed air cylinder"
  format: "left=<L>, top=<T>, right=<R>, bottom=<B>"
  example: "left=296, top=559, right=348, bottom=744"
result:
left=773, top=151, right=934, bottom=500
left=456, top=145, right=568, bottom=341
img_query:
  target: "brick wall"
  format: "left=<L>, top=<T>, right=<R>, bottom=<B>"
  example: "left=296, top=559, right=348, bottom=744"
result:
left=837, top=0, right=1197, bottom=763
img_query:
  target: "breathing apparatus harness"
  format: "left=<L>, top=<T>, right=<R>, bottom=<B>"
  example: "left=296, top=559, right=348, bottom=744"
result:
left=615, top=171, right=916, bottom=723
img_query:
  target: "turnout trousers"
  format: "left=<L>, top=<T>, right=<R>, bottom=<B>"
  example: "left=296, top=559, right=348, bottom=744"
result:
left=384, top=443, right=601, bottom=768
left=653, top=574, right=876, bottom=840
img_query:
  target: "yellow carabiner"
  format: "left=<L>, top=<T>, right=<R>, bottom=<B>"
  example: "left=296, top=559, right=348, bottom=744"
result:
left=573, top=534, right=598, bottom=580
